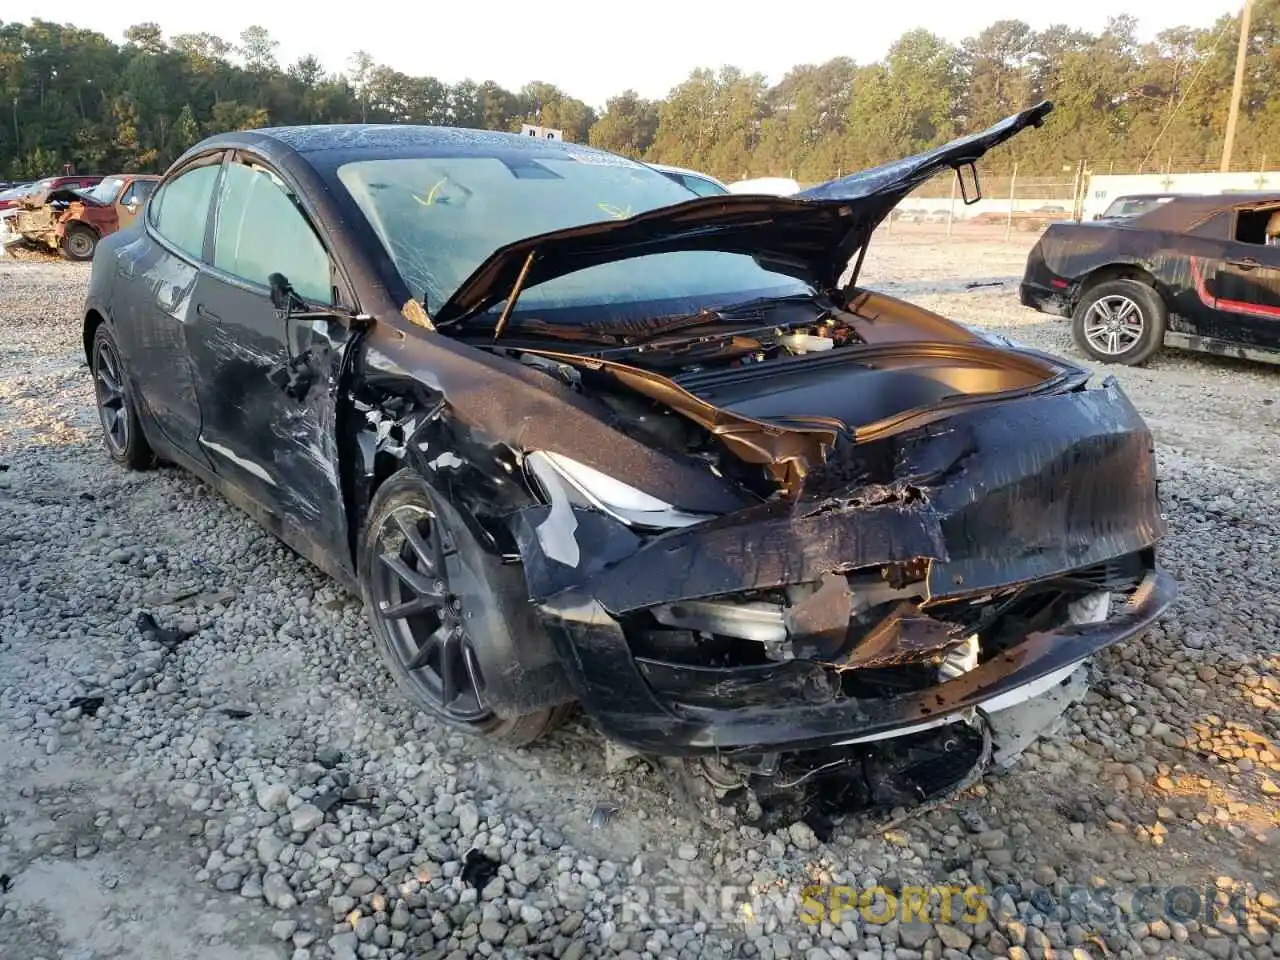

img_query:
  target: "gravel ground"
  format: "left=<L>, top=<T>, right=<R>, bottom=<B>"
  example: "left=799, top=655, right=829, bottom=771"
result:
left=1, top=231, right=1278, bottom=960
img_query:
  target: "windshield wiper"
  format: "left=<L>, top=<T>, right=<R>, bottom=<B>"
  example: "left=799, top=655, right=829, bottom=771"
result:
left=584, top=296, right=832, bottom=360
left=461, top=291, right=827, bottom=349
left=488, top=318, right=622, bottom=345
left=599, top=296, right=829, bottom=353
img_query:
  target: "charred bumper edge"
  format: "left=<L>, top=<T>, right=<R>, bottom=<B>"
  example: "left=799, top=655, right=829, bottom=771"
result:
left=1019, top=280, right=1074, bottom=317
left=530, top=567, right=1174, bottom=754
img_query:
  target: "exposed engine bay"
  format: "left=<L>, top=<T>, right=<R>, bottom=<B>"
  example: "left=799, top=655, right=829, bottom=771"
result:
left=496, top=289, right=1067, bottom=496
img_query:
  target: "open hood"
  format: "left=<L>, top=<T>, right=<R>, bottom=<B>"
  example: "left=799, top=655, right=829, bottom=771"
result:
left=434, top=101, right=1053, bottom=328
left=20, top=187, right=105, bottom=210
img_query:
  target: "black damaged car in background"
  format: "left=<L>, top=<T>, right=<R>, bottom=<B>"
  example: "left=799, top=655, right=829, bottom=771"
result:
left=1021, top=191, right=1280, bottom=366
left=82, top=100, right=1176, bottom=814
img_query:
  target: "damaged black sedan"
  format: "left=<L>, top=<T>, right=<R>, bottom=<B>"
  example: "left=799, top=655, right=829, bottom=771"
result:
left=82, top=101, right=1174, bottom=803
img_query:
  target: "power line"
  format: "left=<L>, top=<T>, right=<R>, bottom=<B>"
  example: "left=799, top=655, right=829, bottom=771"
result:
left=1138, top=17, right=1233, bottom=174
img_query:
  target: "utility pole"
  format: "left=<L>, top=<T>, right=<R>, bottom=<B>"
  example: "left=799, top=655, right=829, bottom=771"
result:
left=1220, top=0, right=1252, bottom=173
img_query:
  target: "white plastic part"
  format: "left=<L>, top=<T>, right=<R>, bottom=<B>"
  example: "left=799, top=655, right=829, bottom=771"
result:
left=778, top=332, right=835, bottom=354
left=528, top=451, right=715, bottom=529
left=937, top=634, right=980, bottom=680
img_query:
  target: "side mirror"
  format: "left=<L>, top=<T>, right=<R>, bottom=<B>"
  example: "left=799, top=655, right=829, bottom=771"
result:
left=268, top=271, right=373, bottom=331
left=268, top=271, right=295, bottom=312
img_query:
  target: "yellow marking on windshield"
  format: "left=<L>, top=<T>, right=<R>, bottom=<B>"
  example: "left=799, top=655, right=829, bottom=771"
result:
left=598, top=202, right=633, bottom=220
left=413, top=178, right=450, bottom=206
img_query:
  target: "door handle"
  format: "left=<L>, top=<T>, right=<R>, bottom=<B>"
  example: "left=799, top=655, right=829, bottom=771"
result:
left=1227, top=257, right=1260, bottom=270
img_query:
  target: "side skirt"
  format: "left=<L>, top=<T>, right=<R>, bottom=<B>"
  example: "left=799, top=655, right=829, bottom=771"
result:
left=1164, top=331, right=1280, bottom=366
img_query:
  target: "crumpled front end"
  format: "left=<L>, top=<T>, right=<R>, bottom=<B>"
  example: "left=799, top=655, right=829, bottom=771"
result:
left=512, top=376, right=1174, bottom=757
left=12, top=204, right=60, bottom=251
left=0, top=212, right=18, bottom=252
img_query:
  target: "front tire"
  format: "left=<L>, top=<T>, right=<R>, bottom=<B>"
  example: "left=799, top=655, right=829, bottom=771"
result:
left=1071, top=278, right=1166, bottom=365
left=91, top=324, right=155, bottom=470
left=358, top=469, right=567, bottom=746
left=61, top=225, right=98, bottom=261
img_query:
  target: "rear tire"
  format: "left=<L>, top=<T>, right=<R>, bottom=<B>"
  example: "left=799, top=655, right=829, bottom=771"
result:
left=61, top=225, right=98, bottom=262
left=358, top=469, right=569, bottom=746
left=1071, top=278, right=1166, bottom=365
left=91, top=324, right=155, bottom=470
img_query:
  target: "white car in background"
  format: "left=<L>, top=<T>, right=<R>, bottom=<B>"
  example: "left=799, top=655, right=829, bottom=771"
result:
left=646, top=163, right=730, bottom=197
left=646, top=166, right=802, bottom=199
left=727, top=176, right=802, bottom=197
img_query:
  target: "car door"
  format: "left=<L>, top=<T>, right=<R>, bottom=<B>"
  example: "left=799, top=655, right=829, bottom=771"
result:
left=1202, top=205, right=1280, bottom=348
left=111, top=152, right=225, bottom=465
left=185, top=151, right=357, bottom=566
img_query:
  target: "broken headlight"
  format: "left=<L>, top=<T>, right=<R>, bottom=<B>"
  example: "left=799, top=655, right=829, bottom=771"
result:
left=525, top=451, right=715, bottom=530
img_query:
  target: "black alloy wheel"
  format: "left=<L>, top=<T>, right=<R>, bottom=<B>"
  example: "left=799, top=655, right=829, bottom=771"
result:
left=91, top=324, right=154, bottom=469
left=370, top=498, right=493, bottom=723
left=359, top=469, right=569, bottom=744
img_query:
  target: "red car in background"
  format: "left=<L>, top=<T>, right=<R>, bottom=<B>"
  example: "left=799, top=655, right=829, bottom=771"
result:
left=10, top=174, right=159, bottom=260
left=0, top=174, right=105, bottom=211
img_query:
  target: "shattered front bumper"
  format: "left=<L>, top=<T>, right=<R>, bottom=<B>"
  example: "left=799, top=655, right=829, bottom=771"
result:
left=529, top=568, right=1171, bottom=755
left=514, top=378, right=1175, bottom=756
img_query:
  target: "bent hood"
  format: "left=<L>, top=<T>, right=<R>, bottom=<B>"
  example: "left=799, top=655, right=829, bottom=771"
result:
left=434, top=101, right=1053, bottom=327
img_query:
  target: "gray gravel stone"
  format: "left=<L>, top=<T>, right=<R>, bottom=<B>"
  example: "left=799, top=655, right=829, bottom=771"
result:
left=1, top=251, right=1276, bottom=960
left=290, top=804, right=324, bottom=833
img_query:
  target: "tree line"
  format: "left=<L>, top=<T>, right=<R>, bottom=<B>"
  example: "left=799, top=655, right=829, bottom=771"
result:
left=2, top=6, right=1278, bottom=185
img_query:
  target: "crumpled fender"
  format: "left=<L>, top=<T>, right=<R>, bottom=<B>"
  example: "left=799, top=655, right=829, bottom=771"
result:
left=512, top=377, right=1165, bottom=619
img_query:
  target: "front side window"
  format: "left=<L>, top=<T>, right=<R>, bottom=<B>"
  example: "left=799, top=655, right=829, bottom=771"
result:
left=336, top=151, right=807, bottom=321
left=151, top=164, right=221, bottom=259
left=121, top=180, right=156, bottom=208
left=82, top=177, right=126, bottom=204
left=212, top=160, right=331, bottom=304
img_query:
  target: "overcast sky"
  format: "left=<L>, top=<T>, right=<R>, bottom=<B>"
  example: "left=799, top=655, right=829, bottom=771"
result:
left=6, top=0, right=1244, bottom=108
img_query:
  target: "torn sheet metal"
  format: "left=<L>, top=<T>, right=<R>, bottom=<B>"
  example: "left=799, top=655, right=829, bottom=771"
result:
left=530, top=570, right=1174, bottom=755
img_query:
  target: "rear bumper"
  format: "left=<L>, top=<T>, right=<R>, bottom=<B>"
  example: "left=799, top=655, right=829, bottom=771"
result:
left=514, top=379, right=1173, bottom=755
left=1019, top=279, right=1074, bottom=317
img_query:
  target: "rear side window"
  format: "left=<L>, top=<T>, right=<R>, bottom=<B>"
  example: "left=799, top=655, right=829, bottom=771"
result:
left=1233, top=206, right=1280, bottom=246
left=151, top=165, right=220, bottom=259
left=679, top=174, right=727, bottom=197
left=212, top=161, right=331, bottom=304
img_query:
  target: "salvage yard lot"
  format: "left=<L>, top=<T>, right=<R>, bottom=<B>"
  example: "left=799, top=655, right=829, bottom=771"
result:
left=1, top=229, right=1278, bottom=960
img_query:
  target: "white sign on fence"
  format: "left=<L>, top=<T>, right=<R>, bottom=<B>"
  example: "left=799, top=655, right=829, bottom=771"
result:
left=520, top=124, right=563, bottom=141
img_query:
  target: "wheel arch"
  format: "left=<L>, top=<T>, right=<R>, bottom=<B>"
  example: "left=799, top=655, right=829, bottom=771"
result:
left=64, top=218, right=102, bottom=238
left=1075, top=262, right=1160, bottom=308
left=83, top=307, right=108, bottom=366
left=342, top=375, right=541, bottom=574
